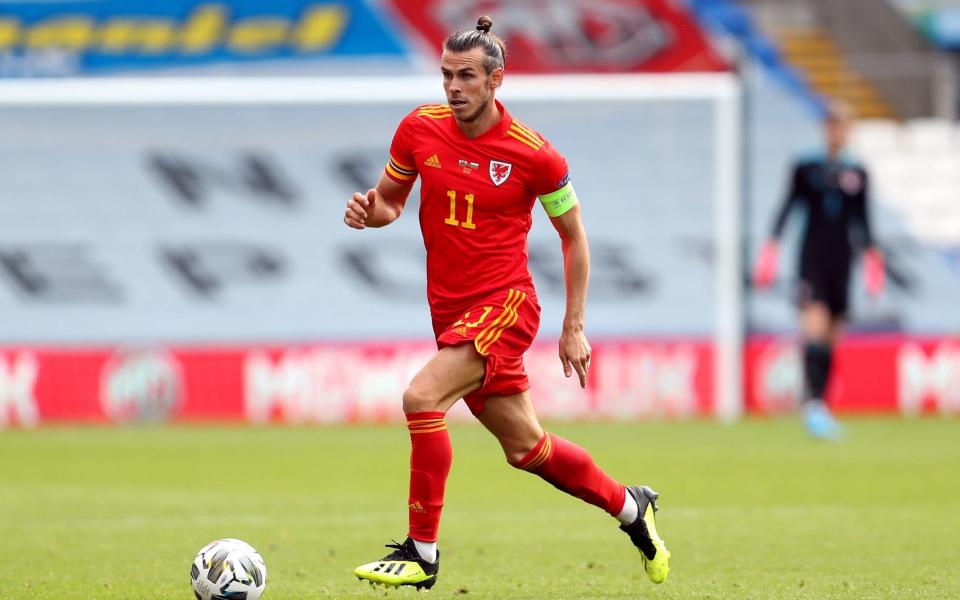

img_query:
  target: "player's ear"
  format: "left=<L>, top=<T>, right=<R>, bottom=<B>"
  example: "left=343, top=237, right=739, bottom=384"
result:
left=490, top=67, right=503, bottom=90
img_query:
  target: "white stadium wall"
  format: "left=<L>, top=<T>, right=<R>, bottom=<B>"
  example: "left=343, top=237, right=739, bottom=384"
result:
left=1, top=76, right=958, bottom=424
left=0, top=76, right=735, bottom=424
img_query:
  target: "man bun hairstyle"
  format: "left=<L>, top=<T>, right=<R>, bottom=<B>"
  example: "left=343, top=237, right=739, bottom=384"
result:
left=444, top=15, right=507, bottom=74
left=476, top=15, right=493, bottom=33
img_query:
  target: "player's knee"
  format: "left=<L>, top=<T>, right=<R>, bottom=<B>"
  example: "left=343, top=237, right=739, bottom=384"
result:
left=506, top=449, right=530, bottom=467
left=402, top=384, right=440, bottom=414
left=505, top=437, right=542, bottom=468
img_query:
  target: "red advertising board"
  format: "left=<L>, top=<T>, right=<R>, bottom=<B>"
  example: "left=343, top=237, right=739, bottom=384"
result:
left=0, top=340, right=713, bottom=426
left=745, top=336, right=960, bottom=415
left=388, top=0, right=727, bottom=73
left=3, top=336, right=958, bottom=427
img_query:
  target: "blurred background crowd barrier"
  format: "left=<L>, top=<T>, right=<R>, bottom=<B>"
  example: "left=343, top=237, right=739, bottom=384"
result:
left=1, top=0, right=958, bottom=426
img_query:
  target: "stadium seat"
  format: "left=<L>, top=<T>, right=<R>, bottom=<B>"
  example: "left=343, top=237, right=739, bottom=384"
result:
left=903, top=118, right=956, bottom=153
left=854, top=116, right=960, bottom=248
left=689, top=0, right=824, bottom=114
left=851, top=119, right=901, bottom=154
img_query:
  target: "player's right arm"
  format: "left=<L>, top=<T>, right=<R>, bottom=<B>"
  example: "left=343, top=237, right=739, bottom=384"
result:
left=344, top=110, right=420, bottom=229
left=344, top=172, right=413, bottom=229
left=754, top=163, right=802, bottom=287
left=770, top=163, right=803, bottom=241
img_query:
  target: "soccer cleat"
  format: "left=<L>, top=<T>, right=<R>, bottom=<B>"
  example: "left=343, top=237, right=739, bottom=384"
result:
left=804, top=400, right=843, bottom=440
left=620, top=485, right=670, bottom=584
left=353, top=538, right=439, bottom=590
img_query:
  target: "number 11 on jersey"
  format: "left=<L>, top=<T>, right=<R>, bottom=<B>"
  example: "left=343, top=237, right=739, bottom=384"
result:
left=445, top=189, right=476, bottom=230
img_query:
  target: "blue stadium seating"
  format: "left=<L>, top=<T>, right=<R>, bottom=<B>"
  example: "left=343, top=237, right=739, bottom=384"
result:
left=687, top=0, right=827, bottom=116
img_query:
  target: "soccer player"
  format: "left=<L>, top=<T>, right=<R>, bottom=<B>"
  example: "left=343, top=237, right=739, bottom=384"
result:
left=754, top=101, right=884, bottom=439
left=344, top=16, right=670, bottom=591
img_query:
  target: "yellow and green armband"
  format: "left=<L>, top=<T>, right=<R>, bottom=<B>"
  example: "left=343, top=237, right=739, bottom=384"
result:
left=538, top=182, right=579, bottom=217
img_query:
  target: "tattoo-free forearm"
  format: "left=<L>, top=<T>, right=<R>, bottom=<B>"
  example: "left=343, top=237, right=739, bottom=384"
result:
left=364, top=187, right=403, bottom=228
left=561, top=235, right=590, bottom=331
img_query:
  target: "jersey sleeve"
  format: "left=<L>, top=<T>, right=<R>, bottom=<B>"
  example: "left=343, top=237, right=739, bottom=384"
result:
left=771, top=163, right=803, bottom=239
left=384, top=112, right=419, bottom=184
left=530, top=141, right=578, bottom=217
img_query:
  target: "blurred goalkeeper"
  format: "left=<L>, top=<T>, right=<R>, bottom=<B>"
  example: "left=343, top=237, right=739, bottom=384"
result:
left=343, top=15, right=668, bottom=592
left=754, top=101, right=885, bottom=439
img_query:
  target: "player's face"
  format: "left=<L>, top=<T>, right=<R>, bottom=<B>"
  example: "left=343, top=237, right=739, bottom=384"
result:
left=825, top=116, right=850, bottom=152
left=440, top=48, right=502, bottom=123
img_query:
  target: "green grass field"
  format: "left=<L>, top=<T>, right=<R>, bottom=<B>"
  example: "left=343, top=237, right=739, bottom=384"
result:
left=1, top=418, right=958, bottom=599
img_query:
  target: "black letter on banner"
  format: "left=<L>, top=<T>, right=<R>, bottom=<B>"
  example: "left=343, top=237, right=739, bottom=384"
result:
left=528, top=241, right=651, bottom=300
left=335, top=153, right=387, bottom=192
left=147, top=151, right=300, bottom=209
left=339, top=240, right=425, bottom=301
left=160, top=242, right=285, bottom=298
left=589, top=242, right=652, bottom=298
left=0, top=243, right=122, bottom=302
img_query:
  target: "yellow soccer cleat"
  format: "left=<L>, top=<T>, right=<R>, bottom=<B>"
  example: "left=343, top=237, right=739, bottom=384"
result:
left=620, top=485, right=671, bottom=584
left=354, top=538, right=439, bottom=590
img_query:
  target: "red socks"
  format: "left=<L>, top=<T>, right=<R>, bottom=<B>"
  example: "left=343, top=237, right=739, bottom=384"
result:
left=405, top=412, right=452, bottom=542
left=512, top=432, right=626, bottom=516
left=404, top=418, right=623, bottom=541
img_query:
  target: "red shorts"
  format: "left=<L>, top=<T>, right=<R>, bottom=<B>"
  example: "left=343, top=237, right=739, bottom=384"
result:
left=433, top=287, right=540, bottom=416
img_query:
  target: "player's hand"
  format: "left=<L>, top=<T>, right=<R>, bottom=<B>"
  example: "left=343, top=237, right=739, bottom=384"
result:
left=344, top=188, right=377, bottom=229
left=753, top=240, right=780, bottom=289
left=865, top=248, right=885, bottom=296
left=559, top=327, right=591, bottom=389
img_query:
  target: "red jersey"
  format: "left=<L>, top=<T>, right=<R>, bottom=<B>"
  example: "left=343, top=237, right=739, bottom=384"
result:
left=384, top=100, right=570, bottom=325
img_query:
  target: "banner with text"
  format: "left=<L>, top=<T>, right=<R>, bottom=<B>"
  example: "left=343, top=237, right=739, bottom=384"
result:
left=0, top=0, right=410, bottom=77
left=0, top=340, right=714, bottom=426
left=3, top=336, right=959, bottom=427
left=745, top=336, right=960, bottom=415
left=0, top=99, right=720, bottom=343
left=388, top=0, right=727, bottom=73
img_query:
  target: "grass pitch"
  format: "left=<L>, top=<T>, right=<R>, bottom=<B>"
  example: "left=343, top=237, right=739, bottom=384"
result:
left=1, top=418, right=958, bottom=599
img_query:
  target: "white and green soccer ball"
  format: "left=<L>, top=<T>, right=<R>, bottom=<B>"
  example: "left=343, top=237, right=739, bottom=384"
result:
left=190, top=538, right=267, bottom=600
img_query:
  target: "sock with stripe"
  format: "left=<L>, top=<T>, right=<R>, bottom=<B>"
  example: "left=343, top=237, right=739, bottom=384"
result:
left=511, top=432, right=626, bottom=518
left=405, top=411, right=452, bottom=544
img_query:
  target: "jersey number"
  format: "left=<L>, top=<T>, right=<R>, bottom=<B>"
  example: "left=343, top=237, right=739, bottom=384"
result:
left=445, top=189, right=476, bottom=230
left=451, top=306, right=492, bottom=330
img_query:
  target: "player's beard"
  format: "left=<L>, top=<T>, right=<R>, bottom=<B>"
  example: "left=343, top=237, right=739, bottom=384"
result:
left=457, top=88, right=491, bottom=124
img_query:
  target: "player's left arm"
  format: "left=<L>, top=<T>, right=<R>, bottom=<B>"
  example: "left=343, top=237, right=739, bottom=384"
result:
left=853, top=168, right=885, bottom=294
left=534, top=142, right=591, bottom=387
left=550, top=203, right=591, bottom=389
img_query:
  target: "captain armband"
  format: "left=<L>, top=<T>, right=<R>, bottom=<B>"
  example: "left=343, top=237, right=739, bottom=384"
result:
left=538, top=182, right=579, bottom=217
